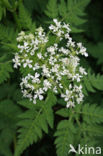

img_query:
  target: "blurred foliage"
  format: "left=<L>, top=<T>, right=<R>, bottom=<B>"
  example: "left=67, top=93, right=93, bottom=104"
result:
left=0, top=0, right=103, bottom=156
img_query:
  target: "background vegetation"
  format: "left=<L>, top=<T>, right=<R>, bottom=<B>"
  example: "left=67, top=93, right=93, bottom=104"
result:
left=0, top=0, right=103, bottom=156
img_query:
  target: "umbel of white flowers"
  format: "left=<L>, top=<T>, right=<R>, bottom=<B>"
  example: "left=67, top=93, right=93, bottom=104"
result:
left=13, top=19, right=88, bottom=108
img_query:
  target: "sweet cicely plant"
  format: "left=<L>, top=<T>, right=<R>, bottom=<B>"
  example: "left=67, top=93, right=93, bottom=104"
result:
left=1, top=0, right=103, bottom=156
left=13, top=19, right=88, bottom=108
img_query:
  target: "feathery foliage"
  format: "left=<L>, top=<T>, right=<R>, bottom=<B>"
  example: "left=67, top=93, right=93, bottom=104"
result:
left=59, top=0, right=90, bottom=32
left=54, top=120, right=76, bottom=156
left=0, top=55, right=13, bottom=84
left=45, top=0, right=90, bottom=32
left=15, top=92, right=57, bottom=156
left=45, top=0, right=58, bottom=18
left=55, top=102, right=103, bottom=156
left=18, top=3, right=34, bottom=30
left=0, top=99, right=21, bottom=156
left=84, top=70, right=103, bottom=92
left=0, top=24, right=17, bottom=42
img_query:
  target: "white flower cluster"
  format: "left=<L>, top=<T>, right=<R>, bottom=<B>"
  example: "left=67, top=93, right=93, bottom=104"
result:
left=13, top=19, right=88, bottom=108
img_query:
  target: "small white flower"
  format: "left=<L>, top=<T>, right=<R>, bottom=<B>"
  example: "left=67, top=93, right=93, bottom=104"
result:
left=53, top=86, right=58, bottom=93
left=66, top=101, right=75, bottom=108
left=29, top=33, right=34, bottom=40
left=77, top=42, right=88, bottom=57
left=43, top=79, right=52, bottom=91
left=12, top=54, right=21, bottom=68
left=32, top=72, right=40, bottom=84
left=63, top=23, right=71, bottom=32
left=37, top=53, right=43, bottom=59
left=79, top=67, right=87, bottom=75
left=53, top=19, right=61, bottom=28
left=77, top=42, right=82, bottom=48
left=69, top=84, right=72, bottom=89
left=65, top=33, right=70, bottom=39
left=59, top=83, right=63, bottom=89
left=23, top=59, right=33, bottom=68
left=72, top=74, right=82, bottom=82
left=33, top=63, right=40, bottom=71
left=42, top=65, right=51, bottom=77
left=47, top=46, right=55, bottom=55
left=35, top=88, right=44, bottom=100
left=18, top=31, right=25, bottom=36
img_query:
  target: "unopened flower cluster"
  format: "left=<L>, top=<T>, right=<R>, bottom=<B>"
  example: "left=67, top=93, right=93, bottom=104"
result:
left=13, top=19, right=88, bottom=108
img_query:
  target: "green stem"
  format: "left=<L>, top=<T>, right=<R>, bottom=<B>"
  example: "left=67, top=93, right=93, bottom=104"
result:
left=69, top=107, right=74, bottom=121
left=13, top=135, right=17, bottom=151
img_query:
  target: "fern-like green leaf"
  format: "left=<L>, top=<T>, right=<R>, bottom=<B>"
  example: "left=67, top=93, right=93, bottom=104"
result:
left=45, top=0, right=58, bottom=19
left=0, top=0, right=7, bottom=21
left=0, top=99, right=21, bottom=156
left=0, top=24, right=17, bottom=43
left=81, top=104, right=103, bottom=124
left=84, top=70, right=103, bottom=92
left=56, top=108, right=69, bottom=118
left=66, top=0, right=90, bottom=32
left=14, top=92, right=56, bottom=156
left=54, top=120, right=76, bottom=156
left=45, top=0, right=90, bottom=32
left=0, top=99, right=21, bottom=129
left=18, top=3, right=35, bottom=31
left=59, top=0, right=90, bottom=32
left=81, top=124, right=103, bottom=137
left=55, top=102, right=103, bottom=154
left=0, top=55, right=13, bottom=84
